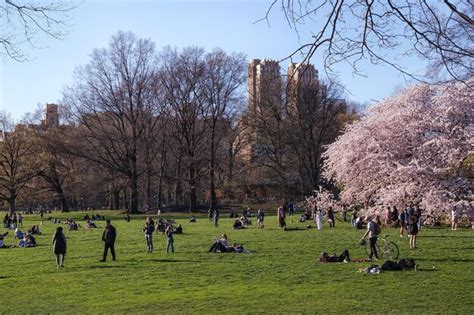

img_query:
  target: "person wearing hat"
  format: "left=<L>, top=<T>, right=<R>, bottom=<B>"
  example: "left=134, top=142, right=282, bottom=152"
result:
left=360, top=215, right=379, bottom=259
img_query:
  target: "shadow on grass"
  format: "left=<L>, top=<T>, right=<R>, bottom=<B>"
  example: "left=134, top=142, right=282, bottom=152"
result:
left=415, top=268, right=438, bottom=272
left=283, top=227, right=311, bottom=231
left=87, top=265, right=126, bottom=269
left=422, top=235, right=473, bottom=239
left=417, top=258, right=473, bottom=263
left=148, top=258, right=202, bottom=263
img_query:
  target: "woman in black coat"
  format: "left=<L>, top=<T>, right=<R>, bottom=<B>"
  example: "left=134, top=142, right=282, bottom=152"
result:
left=52, top=226, right=67, bottom=268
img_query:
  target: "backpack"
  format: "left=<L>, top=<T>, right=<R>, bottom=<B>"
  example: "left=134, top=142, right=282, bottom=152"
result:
left=374, top=222, right=382, bottom=235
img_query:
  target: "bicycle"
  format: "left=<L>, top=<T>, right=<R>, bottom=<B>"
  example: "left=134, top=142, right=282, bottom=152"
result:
left=363, top=234, right=399, bottom=260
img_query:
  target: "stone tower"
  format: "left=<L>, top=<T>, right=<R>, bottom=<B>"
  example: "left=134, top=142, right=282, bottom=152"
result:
left=247, top=59, right=281, bottom=117
left=286, top=63, right=319, bottom=111
left=44, top=103, right=59, bottom=128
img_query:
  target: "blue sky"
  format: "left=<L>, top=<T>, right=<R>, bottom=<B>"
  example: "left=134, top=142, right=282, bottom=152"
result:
left=1, top=0, right=420, bottom=120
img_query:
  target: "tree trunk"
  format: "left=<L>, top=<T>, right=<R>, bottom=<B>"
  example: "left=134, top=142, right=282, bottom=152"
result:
left=130, top=174, right=139, bottom=213
left=8, top=196, right=16, bottom=216
left=189, top=162, right=197, bottom=213
left=209, top=130, right=217, bottom=211
left=113, top=190, right=120, bottom=210
left=59, top=190, right=69, bottom=212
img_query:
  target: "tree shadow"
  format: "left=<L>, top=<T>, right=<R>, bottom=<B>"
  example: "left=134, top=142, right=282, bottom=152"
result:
left=148, top=258, right=202, bottom=263
left=416, top=258, right=473, bottom=263
left=422, top=235, right=473, bottom=240
left=87, top=265, right=125, bottom=269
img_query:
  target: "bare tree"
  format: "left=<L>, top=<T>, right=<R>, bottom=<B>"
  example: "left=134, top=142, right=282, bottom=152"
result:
left=248, top=72, right=294, bottom=197
left=263, top=1, right=473, bottom=84
left=286, top=80, right=348, bottom=193
left=159, top=47, right=209, bottom=212
left=202, top=49, right=246, bottom=211
left=1, top=0, right=76, bottom=61
left=63, top=31, right=162, bottom=213
left=0, top=112, right=37, bottom=215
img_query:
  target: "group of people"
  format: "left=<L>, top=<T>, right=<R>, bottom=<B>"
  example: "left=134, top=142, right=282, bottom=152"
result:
left=3, top=212, right=24, bottom=229
left=142, top=216, right=183, bottom=253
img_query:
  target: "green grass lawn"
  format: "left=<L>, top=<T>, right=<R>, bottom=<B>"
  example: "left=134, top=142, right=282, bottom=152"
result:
left=1, top=211, right=473, bottom=314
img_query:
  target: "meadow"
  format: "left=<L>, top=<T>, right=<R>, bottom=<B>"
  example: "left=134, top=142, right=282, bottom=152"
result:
left=1, top=210, right=473, bottom=314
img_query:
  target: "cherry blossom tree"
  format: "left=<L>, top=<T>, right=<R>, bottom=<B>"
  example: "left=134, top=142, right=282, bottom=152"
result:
left=305, top=187, right=340, bottom=211
left=323, top=78, right=474, bottom=219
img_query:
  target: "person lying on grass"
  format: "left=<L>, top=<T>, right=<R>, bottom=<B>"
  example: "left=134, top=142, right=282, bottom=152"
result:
left=208, top=234, right=246, bottom=253
left=319, top=250, right=351, bottom=263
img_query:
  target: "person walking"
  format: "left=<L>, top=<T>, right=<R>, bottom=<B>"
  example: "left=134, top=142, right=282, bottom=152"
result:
left=165, top=224, right=174, bottom=253
left=407, top=212, right=419, bottom=249
left=213, top=209, right=219, bottom=228
left=341, top=205, right=347, bottom=222
left=316, top=207, right=323, bottom=230
left=277, top=205, right=286, bottom=228
left=327, top=207, right=335, bottom=228
left=257, top=209, right=265, bottom=229
left=361, top=216, right=379, bottom=260
left=52, top=226, right=67, bottom=269
left=399, top=208, right=408, bottom=237
left=451, top=208, right=459, bottom=230
left=143, top=216, right=155, bottom=253
left=100, top=219, right=117, bottom=262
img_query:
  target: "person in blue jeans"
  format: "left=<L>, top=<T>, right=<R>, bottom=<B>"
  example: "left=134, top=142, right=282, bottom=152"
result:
left=143, top=216, right=155, bottom=253
left=165, top=224, right=174, bottom=253
left=361, top=216, right=379, bottom=260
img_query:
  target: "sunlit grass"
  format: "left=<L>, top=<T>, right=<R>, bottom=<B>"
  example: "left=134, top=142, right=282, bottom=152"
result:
left=1, top=211, right=473, bottom=314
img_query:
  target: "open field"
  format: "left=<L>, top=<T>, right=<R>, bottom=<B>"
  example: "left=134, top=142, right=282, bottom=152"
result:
left=1, top=211, right=473, bottom=314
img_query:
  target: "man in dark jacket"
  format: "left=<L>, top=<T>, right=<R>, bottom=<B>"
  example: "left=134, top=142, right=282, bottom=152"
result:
left=100, top=219, right=116, bottom=262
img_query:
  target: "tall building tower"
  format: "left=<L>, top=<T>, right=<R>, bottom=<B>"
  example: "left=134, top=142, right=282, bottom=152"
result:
left=248, top=59, right=281, bottom=117
left=241, top=59, right=283, bottom=164
left=286, top=63, right=319, bottom=111
left=44, top=103, right=59, bottom=128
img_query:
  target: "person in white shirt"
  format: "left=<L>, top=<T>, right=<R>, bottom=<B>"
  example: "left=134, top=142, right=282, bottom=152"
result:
left=451, top=209, right=459, bottom=230
left=361, top=216, right=379, bottom=259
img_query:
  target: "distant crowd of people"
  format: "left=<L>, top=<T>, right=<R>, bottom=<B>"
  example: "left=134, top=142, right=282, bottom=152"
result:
left=0, top=200, right=467, bottom=270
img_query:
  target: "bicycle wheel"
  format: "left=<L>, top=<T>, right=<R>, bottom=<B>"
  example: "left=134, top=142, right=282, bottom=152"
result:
left=383, top=241, right=400, bottom=260
left=365, top=241, right=381, bottom=259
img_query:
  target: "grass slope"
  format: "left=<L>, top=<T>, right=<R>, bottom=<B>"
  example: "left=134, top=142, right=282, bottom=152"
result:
left=1, top=211, right=473, bottom=314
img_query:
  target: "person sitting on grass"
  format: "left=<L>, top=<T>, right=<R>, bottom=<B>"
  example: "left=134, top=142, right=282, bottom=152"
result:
left=355, top=216, right=366, bottom=229
left=232, top=218, right=245, bottom=229
left=208, top=234, right=246, bottom=253
left=14, top=228, right=24, bottom=240
left=0, top=231, right=9, bottom=248
left=319, top=250, right=351, bottom=263
left=86, top=219, right=97, bottom=228
left=18, top=234, right=36, bottom=248
left=68, top=220, right=80, bottom=231
left=189, top=215, right=197, bottom=223
left=209, top=234, right=230, bottom=252
left=175, top=224, right=183, bottom=234
left=31, top=225, right=42, bottom=235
